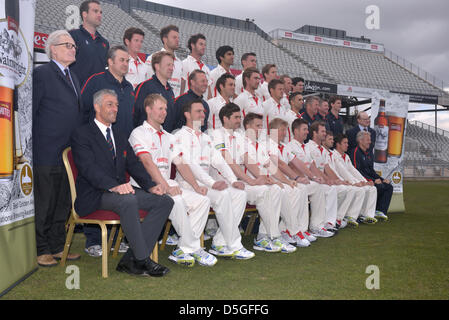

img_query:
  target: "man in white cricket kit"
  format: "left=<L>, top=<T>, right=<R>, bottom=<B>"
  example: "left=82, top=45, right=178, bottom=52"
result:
left=207, top=73, right=235, bottom=130
left=263, top=79, right=291, bottom=142
left=306, top=121, right=355, bottom=231
left=235, top=52, right=258, bottom=95
left=284, top=118, right=329, bottom=237
left=332, top=133, right=378, bottom=226
left=128, top=94, right=217, bottom=267
left=209, top=103, right=284, bottom=253
left=243, top=113, right=298, bottom=253
left=266, top=118, right=314, bottom=247
left=234, top=67, right=264, bottom=121
left=209, top=45, right=234, bottom=98
left=174, top=99, right=252, bottom=259
left=146, top=25, right=184, bottom=98
left=322, top=131, right=367, bottom=225
left=259, top=64, right=278, bottom=102
left=284, top=92, right=304, bottom=130
left=123, top=27, right=151, bottom=89
left=181, top=33, right=212, bottom=98
left=279, top=74, right=292, bottom=109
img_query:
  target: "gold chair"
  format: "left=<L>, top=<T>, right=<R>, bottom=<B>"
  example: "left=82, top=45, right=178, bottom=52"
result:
left=61, top=147, right=157, bottom=278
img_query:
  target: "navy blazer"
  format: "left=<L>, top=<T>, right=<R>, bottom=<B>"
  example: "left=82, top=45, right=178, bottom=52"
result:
left=346, top=125, right=376, bottom=154
left=32, top=60, right=83, bottom=166
left=349, top=146, right=382, bottom=182
left=70, top=121, right=156, bottom=216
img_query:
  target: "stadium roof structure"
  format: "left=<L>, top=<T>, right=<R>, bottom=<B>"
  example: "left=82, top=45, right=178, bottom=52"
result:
left=34, top=0, right=449, bottom=110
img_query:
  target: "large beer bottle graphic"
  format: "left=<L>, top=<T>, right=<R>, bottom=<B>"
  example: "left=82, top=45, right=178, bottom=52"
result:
left=374, top=99, right=388, bottom=163
left=0, top=0, right=20, bottom=181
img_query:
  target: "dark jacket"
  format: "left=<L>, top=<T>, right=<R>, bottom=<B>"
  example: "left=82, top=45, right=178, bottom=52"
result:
left=32, top=60, right=83, bottom=166
left=70, top=121, right=156, bottom=216
left=349, top=146, right=383, bottom=182
left=133, top=75, right=175, bottom=131
left=69, top=26, right=109, bottom=88
left=174, top=89, right=210, bottom=132
left=326, top=111, right=344, bottom=136
left=81, top=70, right=135, bottom=138
left=346, top=125, right=376, bottom=154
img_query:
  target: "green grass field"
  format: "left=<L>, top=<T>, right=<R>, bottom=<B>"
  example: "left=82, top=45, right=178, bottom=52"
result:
left=2, top=181, right=449, bottom=300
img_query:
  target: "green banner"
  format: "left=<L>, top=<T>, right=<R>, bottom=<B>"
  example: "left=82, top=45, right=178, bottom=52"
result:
left=0, top=0, right=37, bottom=296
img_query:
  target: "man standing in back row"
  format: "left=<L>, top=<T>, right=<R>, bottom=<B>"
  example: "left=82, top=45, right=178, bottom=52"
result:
left=69, top=0, right=109, bottom=87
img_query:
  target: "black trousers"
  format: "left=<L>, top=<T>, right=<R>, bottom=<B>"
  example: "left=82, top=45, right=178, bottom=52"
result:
left=374, top=182, right=393, bottom=214
left=34, top=165, right=71, bottom=256
left=97, top=189, right=173, bottom=260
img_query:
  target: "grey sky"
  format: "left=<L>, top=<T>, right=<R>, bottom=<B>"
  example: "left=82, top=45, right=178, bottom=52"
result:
left=147, top=0, right=449, bottom=87
left=145, top=0, right=449, bottom=129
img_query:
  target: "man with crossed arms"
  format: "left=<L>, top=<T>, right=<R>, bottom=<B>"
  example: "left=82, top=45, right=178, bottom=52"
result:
left=174, top=100, right=254, bottom=259
left=209, top=103, right=284, bottom=253
left=129, top=94, right=217, bottom=267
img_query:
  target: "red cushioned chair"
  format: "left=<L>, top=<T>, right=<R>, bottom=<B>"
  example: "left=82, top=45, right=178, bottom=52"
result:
left=61, top=147, right=157, bottom=278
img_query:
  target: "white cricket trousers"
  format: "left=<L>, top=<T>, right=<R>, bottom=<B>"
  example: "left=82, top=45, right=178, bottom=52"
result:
left=343, top=186, right=366, bottom=221
left=276, top=184, right=309, bottom=236
left=305, top=181, right=327, bottom=232
left=360, top=185, right=377, bottom=219
left=167, top=179, right=211, bottom=254
left=245, top=184, right=282, bottom=239
left=179, top=181, right=247, bottom=251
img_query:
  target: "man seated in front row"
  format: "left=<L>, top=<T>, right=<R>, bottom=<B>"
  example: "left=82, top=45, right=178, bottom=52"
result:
left=349, top=131, right=392, bottom=221
left=128, top=93, right=217, bottom=267
left=242, top=113, right=298, bottom=253
left=174, top=99, right=254, bottom=259
left=71, top=89, right=174, bottom=277
left=209, top=104, right=284, bottom=252
left=331, top=133, right=378, bottom=227
left=322, top=131, right=373, bottom=225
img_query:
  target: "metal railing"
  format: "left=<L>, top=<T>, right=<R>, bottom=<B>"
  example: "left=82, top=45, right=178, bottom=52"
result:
left=384, top=49, right=448, bottom=92
left=409, top=120, right=449, bottom=139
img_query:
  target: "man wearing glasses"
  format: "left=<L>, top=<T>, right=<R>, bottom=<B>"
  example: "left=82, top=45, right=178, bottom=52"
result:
left=346, top=111, right=376, bottom=153
left=32, top=30, right=83, bottom=267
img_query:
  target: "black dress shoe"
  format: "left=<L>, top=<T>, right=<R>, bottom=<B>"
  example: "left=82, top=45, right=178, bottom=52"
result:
left=116, top=256, right=148, bottom=276
left=140, top=258, right=170, bottom=277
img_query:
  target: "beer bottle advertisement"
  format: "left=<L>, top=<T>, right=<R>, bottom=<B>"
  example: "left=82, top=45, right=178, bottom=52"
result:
left=0, top=0, right=36, bottom=296
left=373, top=99, right=388, bottom=163
left=370, top=92, right=409, bottom=214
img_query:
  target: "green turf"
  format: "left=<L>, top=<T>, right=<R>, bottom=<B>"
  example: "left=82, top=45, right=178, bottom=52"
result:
left=2, top=181, right=449, bottom=300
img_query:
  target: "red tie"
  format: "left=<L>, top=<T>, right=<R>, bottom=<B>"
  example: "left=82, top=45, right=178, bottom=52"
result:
left=277, top=104, right=281, bottom=113
left=253, top=96, right=259, bottom=105
left=318, top=145, right=323, bottom=154
left=196, top=60, right=204, bottom=69
left=343, top=154, right=346, bottom=161
left=301, top=144, right=305, bottom=151
left=134, top=60, right=140, bottom=69
left=278, top=144, right=284, bottom=155
left=156, top=131, right=164, bottom=144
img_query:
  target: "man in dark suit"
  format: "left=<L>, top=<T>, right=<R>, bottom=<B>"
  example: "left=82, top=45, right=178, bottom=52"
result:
left=349, top=131, right=392, bottom=221
left=71, top=89, right=174, bottom=277
left=346, top=111, right=376, bottom=153
left=33, top=30, right=83, bottom=267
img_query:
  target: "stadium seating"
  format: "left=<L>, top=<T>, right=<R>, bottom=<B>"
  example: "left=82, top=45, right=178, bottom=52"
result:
left=131, top=9, right=326, bottom=81
left=35, top=0, right=159, bottom=53
left=278, top=38, right=443, bottom=97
